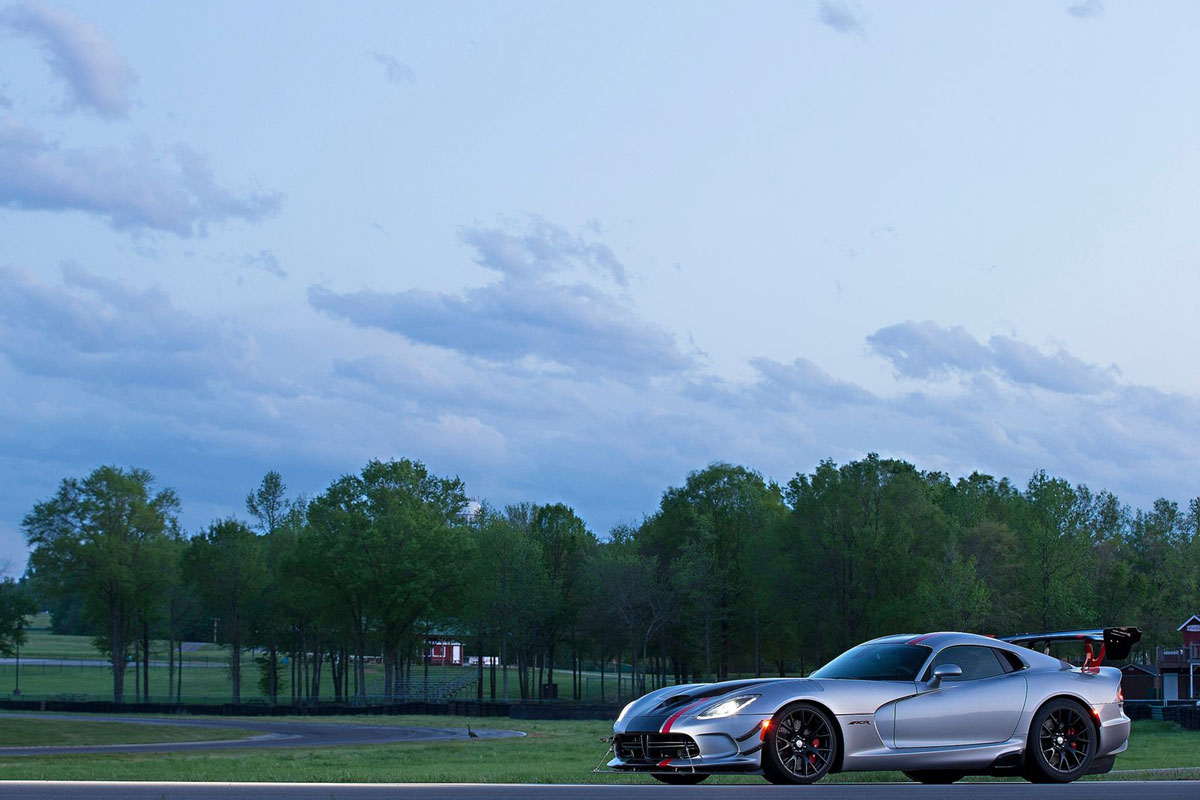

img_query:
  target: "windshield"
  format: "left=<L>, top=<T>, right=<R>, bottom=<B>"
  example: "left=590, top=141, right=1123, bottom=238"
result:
left=810, top=644, right=931, bottom=681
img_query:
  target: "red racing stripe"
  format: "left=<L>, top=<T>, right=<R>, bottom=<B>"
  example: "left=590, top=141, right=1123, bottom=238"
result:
left=661, top=698, right=711, bottom=733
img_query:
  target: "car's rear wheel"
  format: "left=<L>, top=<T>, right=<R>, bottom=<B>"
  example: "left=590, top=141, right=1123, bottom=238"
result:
left=903, top=770, right=966, bottom=784
left=651, top=773, right=707, bottom=784
left=1023, top=699, right=1096, bottom=783
left=761, top=702, right=837, bottom=785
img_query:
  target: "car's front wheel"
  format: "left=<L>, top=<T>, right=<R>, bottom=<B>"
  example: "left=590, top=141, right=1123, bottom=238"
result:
left=761, top=702, right=838, bottom=785
left=1023, top=699, right=1096, bottom=783
left=651, top=773, right=707, bottom=784
left=903, top=770, right=966, bottom=784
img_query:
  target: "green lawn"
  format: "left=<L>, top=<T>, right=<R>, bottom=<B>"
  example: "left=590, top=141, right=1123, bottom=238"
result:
left=0, top=718, right=255, bottom=747
left=16, top=616, right=227, bottom=664
left=2, top=661, right=262, bottom=703
left=0, top=716, right=1193, bottom=783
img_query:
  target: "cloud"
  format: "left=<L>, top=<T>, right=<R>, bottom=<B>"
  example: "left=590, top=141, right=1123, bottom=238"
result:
left=0, top=119, right=281, bottom=234
left=867, top=321, right=991, bottom=380
left=816, top=0, right=866, bottom=35
left=867, top=320, right=1115, bottom=394
left=749, top=356, right=875, bottom=407
left=0, top=263, right=252, bottom=389
left=1, top=1, right=135, bottom=118
left=372, top=51, right=414, bottom=84
left=1067, top=1, right=1105, bottom=20
left=3, top=269, right=1200, bottom=577
left=309, top=219, right=688, bottom=379
left=244, top=249, right=286, bottom=279
left=986, top=335, right=1113, bottom=395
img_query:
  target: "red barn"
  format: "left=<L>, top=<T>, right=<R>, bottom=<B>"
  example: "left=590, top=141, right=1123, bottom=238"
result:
left=1158, top=614, right=1200, bottom=701
left=424, top=638, right=463, bottom=666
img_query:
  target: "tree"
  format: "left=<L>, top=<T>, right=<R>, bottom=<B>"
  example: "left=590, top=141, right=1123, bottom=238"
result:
left=913, top=535, right=991, bottom=632
left=306, top=459, right=468, bottom=703
left=0, top=578, right=36, bottom=657
left=593, top=539, right=672, bottom=694
left=1018, top=472, right=1095, bottom=631
left=462, top=504, right=550, bottom=700
left=529, top=503, right=596, bottom=696
left=785, top=456, right=946, bottom=661
left=246, top=471, right=294, bottom=704
left=642, top=463, right=786, bottom=681
left=182, top=519, right=267, bottom=703
left=246, top=471, right=289, bottom=534
left=23, top=466, right=180, bottom=703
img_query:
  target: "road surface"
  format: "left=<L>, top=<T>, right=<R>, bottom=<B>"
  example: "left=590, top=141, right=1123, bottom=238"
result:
left=0, top=781, right=1194, bottom=800
left=0, top=712, right=523, bottom=755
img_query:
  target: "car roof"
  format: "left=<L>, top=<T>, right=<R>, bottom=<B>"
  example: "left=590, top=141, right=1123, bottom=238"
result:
left=858, top=631, right=1063, bottom=671
left=865, top=631, right=1020, bottom=649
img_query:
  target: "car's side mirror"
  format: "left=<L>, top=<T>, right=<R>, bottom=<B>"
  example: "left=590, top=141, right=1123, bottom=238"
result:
left=929, top=663, right=962, bottom=687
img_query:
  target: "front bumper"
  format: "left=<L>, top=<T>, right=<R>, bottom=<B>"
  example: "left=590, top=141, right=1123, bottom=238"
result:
left=608, top=715, right=770, bottom=773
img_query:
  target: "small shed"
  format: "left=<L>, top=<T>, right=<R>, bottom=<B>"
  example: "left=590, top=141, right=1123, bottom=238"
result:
left=424, top=638, right=463, bottom=666
left=1119, top=663, right=1158, bottom=701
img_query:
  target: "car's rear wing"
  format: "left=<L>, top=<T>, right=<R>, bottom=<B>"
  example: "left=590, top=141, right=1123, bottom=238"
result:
left=999, top=626, right=1141, bottom=672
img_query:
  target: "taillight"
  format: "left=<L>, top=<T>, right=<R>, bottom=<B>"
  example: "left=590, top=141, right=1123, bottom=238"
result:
left=1117, top=686, right=1124, bottom=706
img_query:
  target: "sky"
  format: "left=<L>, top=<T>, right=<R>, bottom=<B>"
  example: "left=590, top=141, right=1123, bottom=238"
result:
left=1, top=0, right=1198, bottom=574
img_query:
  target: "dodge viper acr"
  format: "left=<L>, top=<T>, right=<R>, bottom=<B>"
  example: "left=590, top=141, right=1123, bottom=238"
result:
left=608, top=628, right=1140, bottom=785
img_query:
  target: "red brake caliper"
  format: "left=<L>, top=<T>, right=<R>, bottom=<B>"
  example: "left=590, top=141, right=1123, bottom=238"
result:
left=809, top=739, right=819, bottom=764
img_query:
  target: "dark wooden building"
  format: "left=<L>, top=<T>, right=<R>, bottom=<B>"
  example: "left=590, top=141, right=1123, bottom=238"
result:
left=1157, top=614, right=1200, bottom=701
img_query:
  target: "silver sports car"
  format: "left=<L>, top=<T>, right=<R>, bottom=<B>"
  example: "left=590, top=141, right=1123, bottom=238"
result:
left=607, top=627, right=1140, bottom=785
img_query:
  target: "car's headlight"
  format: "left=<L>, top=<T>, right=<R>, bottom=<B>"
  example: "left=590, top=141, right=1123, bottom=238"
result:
left=697, top=694, right=759, bottom=719
left=616, top=701, right=636, bottom=723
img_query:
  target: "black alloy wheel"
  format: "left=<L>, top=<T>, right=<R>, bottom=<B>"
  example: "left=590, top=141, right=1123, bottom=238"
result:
left=651, top=773, right=708, bottom=785
left=903, top=770, right=966, bottom=784
left=1024, top=699, right=1096, bottom=783
left=762, top=702, right=837, bottom=785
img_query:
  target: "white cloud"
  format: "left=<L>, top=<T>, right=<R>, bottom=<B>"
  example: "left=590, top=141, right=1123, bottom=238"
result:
left=0, top=263, right=253, bottom=389
left=816, top=0, right=866, bottom=35
left=1067, top=1, right=1105, bottom=20
left=308, top=218, right=685, bottom=380
left=1, top=255, right=1198, bottom=578
left=867, top=320, right=1115, bottom=394
left=0, top=119, right=281, bottom=234
left=1, top=1, right=135, bottom=118
left=244, top=249, right=286, bottom=279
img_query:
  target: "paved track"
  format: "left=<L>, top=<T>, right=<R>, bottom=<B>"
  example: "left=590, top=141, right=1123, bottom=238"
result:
left=0, top=781, right=1195, bottom=800
left=0, top=713, right=523, bottom=755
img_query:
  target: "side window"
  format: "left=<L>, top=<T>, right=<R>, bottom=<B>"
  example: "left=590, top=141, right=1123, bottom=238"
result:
left=923, top=645, right=1007, bottom=682
left=992, top=648, right=1026, bottom=673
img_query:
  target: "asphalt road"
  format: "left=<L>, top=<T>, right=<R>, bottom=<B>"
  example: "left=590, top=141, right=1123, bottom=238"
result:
left=0, top=712, right=524, bottom=755
left=0, top=782, right=1195, bottom=800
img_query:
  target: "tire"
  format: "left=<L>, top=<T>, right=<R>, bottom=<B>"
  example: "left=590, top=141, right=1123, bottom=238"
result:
left=903, top=770, right=966, bottom=784
left=651, top=773, right=708, bottom=785
left=1023, top=699, right=1096, bottom=783
left=761, top=702, right=838, bottom=785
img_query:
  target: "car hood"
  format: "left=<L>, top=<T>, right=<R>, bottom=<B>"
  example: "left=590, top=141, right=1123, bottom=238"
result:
left=616, top=677, right=920, bottom=731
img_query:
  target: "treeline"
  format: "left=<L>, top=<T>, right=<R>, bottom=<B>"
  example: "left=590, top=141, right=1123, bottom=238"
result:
left=16, top=455, right=1200, bottom=705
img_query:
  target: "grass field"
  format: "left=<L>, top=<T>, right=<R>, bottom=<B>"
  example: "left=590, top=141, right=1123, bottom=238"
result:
left=0, top=715, right=1194, bottom=783
left=10, top=613, right=656, bottom=704
left=16, top=615, right=227, bottom=664
left=0, top=718, right=256, bottom=747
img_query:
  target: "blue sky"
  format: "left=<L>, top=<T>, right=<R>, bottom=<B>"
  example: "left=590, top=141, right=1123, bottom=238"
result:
left=2, top=0, right=1198, bottom=573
